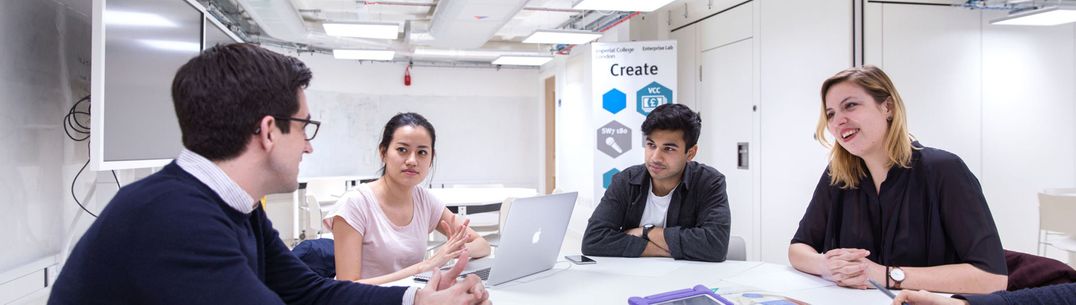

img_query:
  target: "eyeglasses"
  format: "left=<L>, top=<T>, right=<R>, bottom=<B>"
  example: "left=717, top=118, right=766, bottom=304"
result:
left=272, top=116, right=321, bottom=141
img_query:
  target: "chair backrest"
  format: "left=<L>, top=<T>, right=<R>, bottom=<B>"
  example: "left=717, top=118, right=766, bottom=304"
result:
left=726, top=235, right=747, bottom=261
left=304, top=194, right=324, bottom=238
left=1043, top=188, right=1076, bottom=195
left=1004, top=249, right=1076, bottom=291
left=1039, top=192, right=1076, bottom=235
left=498, top=197, right=516, bottom=232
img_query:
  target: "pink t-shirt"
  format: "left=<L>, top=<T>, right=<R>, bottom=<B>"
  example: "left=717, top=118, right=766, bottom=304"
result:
left=323, top=184, right=446, bottom=279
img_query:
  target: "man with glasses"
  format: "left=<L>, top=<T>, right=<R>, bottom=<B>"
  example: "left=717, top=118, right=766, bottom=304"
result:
left=50, top=43, right=490, bottom=305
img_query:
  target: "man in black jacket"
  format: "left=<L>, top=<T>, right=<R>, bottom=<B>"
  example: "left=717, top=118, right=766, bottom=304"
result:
left=582, top=104, right=731, bottom=262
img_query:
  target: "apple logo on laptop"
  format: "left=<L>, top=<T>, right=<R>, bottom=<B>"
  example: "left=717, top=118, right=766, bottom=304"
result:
left=531, top=228, right=542, bottom=244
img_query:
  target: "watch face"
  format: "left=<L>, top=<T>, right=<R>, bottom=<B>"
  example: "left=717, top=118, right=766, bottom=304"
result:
left=890, top=268, right=906, bottom=281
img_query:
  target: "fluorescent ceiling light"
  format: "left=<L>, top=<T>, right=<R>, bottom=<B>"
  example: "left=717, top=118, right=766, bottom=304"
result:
left=140, top=40, right=200, bottom=52
left=413, top=48, right=542, bottom=57
left=992, top=5, right=1076, bottom=26
left=409, top=32, right=435, bottom=42
left=414, top=48, right=501, bottom=58
left=571, top=0, right=676, bottom=12
left=523, top=30, right=603, bottom=44
left=333, top=49, right=396, bottom=61
left=492, top=55, right=553, bottom=66
left=323, top=22, right=400, bottom=39
left=104, top=10, right=177, bottom=27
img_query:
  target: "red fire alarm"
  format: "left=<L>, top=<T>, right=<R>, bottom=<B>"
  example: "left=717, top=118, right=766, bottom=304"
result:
left=404, top=62, right=412, bottom=86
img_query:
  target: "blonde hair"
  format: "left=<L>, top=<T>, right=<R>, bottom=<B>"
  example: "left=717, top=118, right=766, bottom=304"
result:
left=815, top=65, right=915, bottom=189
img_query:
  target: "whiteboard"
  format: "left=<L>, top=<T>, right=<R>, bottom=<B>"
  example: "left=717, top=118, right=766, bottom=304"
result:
left=0, top=0, right=89, bottom=274
left=301, top=90, right=539, bottom=188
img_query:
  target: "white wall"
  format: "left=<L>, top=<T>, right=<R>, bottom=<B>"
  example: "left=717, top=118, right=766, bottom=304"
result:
left=668, top=25, right=698, bottom=110
left=865, top=3, right=1076, bottom=255
left=269, top=48, right=544, bottom=188
left=866, top=4, right=984, bottom=176
left=755, top=0, right=852, bottom=264
left=980, top=11, right=1075, bottom=254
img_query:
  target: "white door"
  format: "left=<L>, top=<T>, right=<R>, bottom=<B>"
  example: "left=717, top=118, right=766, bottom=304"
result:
left=698, top=38, right=757, bottom=260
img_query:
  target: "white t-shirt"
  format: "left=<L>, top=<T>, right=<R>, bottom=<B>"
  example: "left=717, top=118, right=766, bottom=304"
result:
left=639, top=183, right=676, bottom=228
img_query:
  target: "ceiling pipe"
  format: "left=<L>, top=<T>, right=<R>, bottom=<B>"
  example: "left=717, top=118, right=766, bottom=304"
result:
left=555, top=11, right=639, bottom=55
left=354, top=1, right=586, bottom=12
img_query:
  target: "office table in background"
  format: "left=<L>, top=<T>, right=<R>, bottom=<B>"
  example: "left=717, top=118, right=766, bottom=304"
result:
left=427, top=187, right=539, bottom=216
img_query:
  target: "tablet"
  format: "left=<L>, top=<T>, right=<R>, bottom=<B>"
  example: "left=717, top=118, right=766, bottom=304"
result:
left=628, top=285, right=733, bottom=305
left=650, top=294, right=725, bottom=305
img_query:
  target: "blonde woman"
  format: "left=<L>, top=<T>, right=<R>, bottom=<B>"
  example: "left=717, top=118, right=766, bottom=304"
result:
left=788, top=66, right=1007, bottom=294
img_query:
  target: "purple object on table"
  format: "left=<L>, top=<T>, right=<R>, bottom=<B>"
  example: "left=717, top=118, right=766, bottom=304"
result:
left=628, top=285, right=733, bottom=305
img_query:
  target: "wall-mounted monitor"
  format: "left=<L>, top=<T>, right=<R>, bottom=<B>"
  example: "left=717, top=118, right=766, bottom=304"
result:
left=90, top=0, right=241, bottom=170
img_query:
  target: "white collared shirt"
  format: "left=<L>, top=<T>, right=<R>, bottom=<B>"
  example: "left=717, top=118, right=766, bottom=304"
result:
left=176, top=149, right=258, bottom=214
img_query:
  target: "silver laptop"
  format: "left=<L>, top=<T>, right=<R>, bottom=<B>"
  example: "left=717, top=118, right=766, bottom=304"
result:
left=417, top=192, right=578, bottom=286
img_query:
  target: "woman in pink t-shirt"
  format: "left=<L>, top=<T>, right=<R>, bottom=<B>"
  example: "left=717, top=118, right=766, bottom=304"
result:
left=324, top=112, right=491, bottom=284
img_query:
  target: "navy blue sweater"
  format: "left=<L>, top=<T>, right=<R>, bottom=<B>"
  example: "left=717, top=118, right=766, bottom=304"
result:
left=49, top=163, right=408, bottom=304
left=959, top=283, right=1076, bottom=305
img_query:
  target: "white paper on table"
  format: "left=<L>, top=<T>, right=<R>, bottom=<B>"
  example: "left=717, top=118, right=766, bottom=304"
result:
left=722, top=263, right=834, bottom=292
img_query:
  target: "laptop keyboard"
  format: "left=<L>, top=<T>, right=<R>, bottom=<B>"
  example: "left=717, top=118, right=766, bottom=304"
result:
left=414, top=267, right=491, bottom=282
left=471, top=268, right=491, bottom=280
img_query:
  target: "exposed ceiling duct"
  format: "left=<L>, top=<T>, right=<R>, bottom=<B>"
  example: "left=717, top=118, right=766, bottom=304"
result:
left=232, top=0, right=395, bottom=51
left=428, top=0, right=530, bottom=49
left=211, top=0, right=629, bottom=63
left=232, top=0, right=307, bottom=42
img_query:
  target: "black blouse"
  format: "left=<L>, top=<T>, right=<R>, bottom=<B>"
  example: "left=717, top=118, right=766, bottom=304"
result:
left=792, top=143, right=1007, bottom=275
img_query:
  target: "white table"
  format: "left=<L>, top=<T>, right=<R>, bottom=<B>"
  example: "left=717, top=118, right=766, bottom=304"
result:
left=390, top=256, right=901, bottom=305
left=427, top=187, right=538, bottom=216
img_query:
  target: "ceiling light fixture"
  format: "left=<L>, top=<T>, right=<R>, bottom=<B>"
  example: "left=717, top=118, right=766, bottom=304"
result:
left=323, top=22, right=400, bottom=39
left=104, top=10, right=178, bottom=27
left=571, top=0, right=676, bottom=12
left=492, top=55, right=553, bottom=66
left=140, top=40, right=200, bottom=52
left=414, top=48, right=548, bottom=59
left=332, top=49, right=396, bottom=61
left=523, top=29, right=603, bottom=44
left=414, top=48, right=500, bottom=58
left=992, top=5, right=1076, bottom=26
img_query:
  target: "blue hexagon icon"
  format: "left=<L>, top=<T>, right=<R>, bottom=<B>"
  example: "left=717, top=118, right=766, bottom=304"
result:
left=636, top=81, right=673, bottom=116
left=602, top=89, right=627, bottom=114
left=602, top=168, right=621, bottom=189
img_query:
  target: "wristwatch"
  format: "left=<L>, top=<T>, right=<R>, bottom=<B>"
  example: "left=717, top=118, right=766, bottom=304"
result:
left=641, top=224, right=655, bottom=241
left=888, top=266, right=905, bottom=289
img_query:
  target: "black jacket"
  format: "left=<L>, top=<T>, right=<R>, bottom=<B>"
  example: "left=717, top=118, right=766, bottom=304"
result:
left=582, top=161, right=731, bottom=262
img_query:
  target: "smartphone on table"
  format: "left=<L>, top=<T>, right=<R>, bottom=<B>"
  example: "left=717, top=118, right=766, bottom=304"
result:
left=565, top=255, right=596, bottom=265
